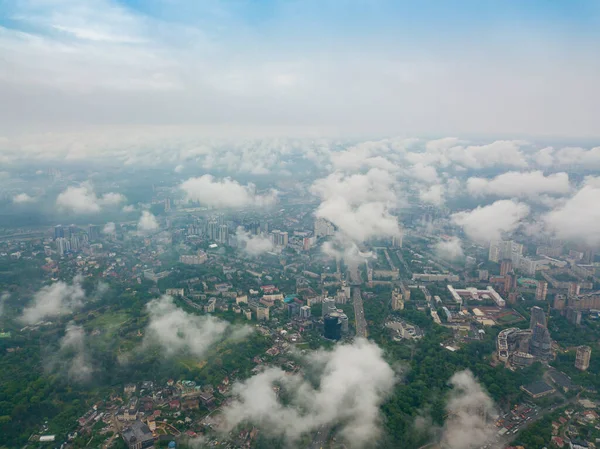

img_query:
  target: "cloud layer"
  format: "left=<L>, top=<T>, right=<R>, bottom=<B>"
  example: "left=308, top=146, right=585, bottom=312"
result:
left=451, top=200, right=530, bottom=244
left=144, top=295, right=250, bottom=358
left=467, top=171, right=570, bottom=199
left=543, top=177, right=600, bottom=247
left=180, top=175, right=277, bottom=208
left=434, top=237, right=464, bottom=261
left=311, top=169, right=401, bottom=243
left=137, top=211, right=159, bottom=233
left=58, top=323, right=94, bottom=383
left=21, top=276, right=86, bottom=324
left=221, top=339, right=396, bottom=448
left=235, top=227, right=274, bottom=256
left=441, top=370, right=497, bottom=449
left=56, top=183, right=126, bottom=214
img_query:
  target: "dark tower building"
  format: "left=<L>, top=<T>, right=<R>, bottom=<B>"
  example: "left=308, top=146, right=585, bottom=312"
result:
left=54, top=225, right=64, bottom=240
left=529, top=324, right=552, bottom=360
left=88, top=224, right=100, bottom=241
left=529, top=306, right=547, bottom=330
left=324, top=313, right=342, bottom=341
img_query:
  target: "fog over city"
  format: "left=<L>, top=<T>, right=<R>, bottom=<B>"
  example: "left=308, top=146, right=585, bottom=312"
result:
left=1, top=1, right=600, bottom=449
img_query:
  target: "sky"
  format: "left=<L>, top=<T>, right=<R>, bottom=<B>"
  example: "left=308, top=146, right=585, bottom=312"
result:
left=0, top=0, right=600, bottom=138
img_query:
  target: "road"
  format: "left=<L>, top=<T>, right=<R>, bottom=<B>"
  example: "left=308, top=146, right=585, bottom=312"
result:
left=348, top=263, right=367, bottom=338
left=309, top=425, right=332, bottom=449
left=353, top=286, right=368, bottom=338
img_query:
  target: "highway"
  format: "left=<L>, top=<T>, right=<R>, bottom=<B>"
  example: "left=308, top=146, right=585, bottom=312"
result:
left=309, top=425, right=332, bottom=449
left=353, top=286, right=368, bottom=338
left=348, top=262, right=368, bottom=338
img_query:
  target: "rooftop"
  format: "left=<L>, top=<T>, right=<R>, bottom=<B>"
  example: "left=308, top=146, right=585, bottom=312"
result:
left=522, top=380, right=555, bottom=396
left=122, top=420, right=153, bottom=444
left=548, top=370, right=574, bottom=389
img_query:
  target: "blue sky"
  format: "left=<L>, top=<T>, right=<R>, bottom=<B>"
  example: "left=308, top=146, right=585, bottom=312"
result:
left=0, top=0, right=599, bottom=138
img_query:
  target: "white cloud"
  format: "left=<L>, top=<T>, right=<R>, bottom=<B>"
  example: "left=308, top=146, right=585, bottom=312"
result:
left=311, top=169, right=401, bottom=243
left=103, top=222, right=116, bottom=234
left=543, top=179, right=600, bottom=246
left=12, top=193, right=36, bottom=203
left=58, top=323, right=94, bottom=383
left=330, top=141, right=399, bottom=172
left=56, top=183, right=126, bottom=214
left=553, top=146, right=600, bottom=169
left=434, top=237, right=464, bottom=261
left=137, top=211, right=159, bottom=233
left=321, top=234, right=375, bottom=266
left=467, top=171, right=570, bottom=199
left=122, top=204, right=136, bottom=212
left=180, top=175, right=277, bottom=208
left=446, top=141, right=529, bottom=169
left=419, top=184, right=445, bottom=206
left=235, top=227, right=274, bottom=256
left=533, top=147, right=555, bottom=167
left=99, top=191, right=126, bottom=206
left=174, top=164, right=184, bottom=173
left=440, top=370, right=497, bottom=449
left=21, top=276, right=86, bottom=324
left=451, top=200, right=530, bottom=243
left=410, top=163, right=439, bottom=184
left=221, top=339, right=396, bottom=448
left=144, top=295, right=250, bottom=358
left=406, top=140, right=530, bottom=170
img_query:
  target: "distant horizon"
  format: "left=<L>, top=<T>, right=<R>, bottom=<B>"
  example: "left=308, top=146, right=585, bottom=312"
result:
left=1, top=0, right=599, bottom=137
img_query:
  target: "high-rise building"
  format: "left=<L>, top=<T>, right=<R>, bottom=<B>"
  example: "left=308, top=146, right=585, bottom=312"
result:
left=88, top=224, right=100, bottom=241
left=54, top=225, right=64, bottom=240
left=529, top=323, right=552, bottom=360
left=503, top=274, right=514, bottom=294
left=400, top=283, right=411, bottom=301
left=391, top=235, right=403, bottom=248
left=582, top=249, right=595, bottom=265
left=257, top=307, right=270, bottom=321
left=391, top=289, right=404, bottom=311
left=488, top=244, right=500, bottom=263
left=206, top=220, right=219, bottom=241
left=322, top=297, right=337, bottom=318
left=314, top=218, right=335, bottom=239
left=68, top=224, right=77, bottom=238
left=565, top=307, right=582, bottom=326
left=489, top=240, right=523, bottom=265
left=575, top=345, right=591, bottom=371
left=218, top=224, right=229, bottom=244
left=299, top=305, right=311, bottom=319
left=324, top=313, right=342, bottom=340
left=553, top=294, right=567, bottom=310
left=500, top=259, right=513, bottom=276
left=535, top=281, right=548, bottom=301
left=478, top=270, right=489, bottom=281
left=70, top=235, right=80, bottom=251
left=270, top=230, right=289, bottom=247
left=339, top=313, right=349, bottom=333
left=568, top=283, right=581, bottom=298
left=530, top=306, right=547, bottom=329
left=288, top=302, right=300, bottom=318
left=56, top=237, right=71, bottom=256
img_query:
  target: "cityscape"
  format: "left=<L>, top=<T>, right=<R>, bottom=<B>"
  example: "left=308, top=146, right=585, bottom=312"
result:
left=1, top=1, right=600, bottom=449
